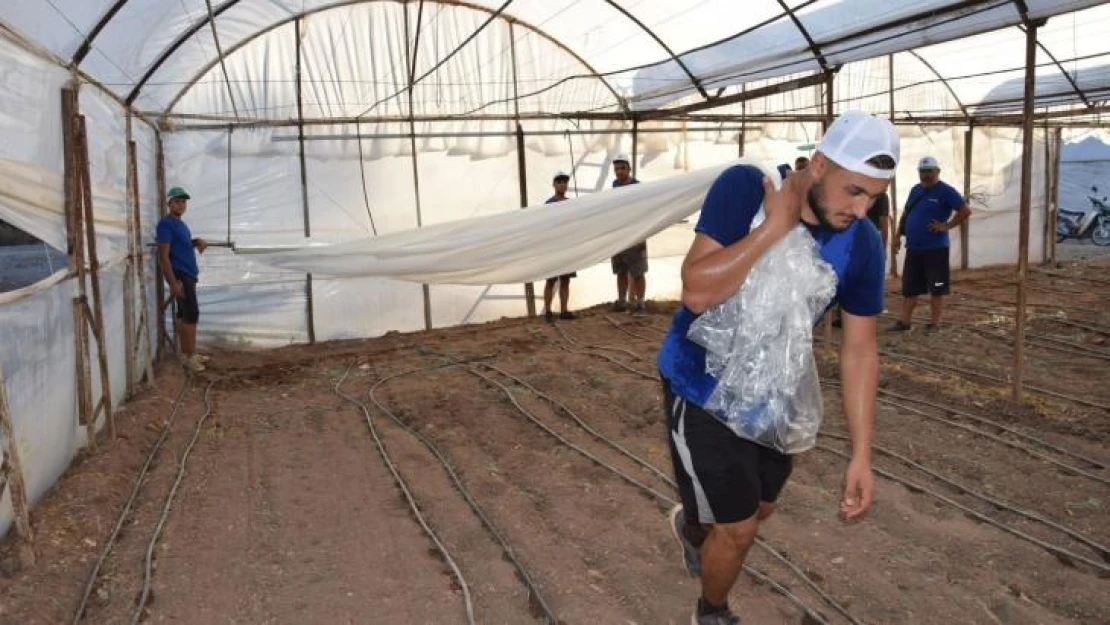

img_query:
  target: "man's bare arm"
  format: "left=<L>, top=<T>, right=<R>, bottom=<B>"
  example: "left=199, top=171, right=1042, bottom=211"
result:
left=838, top=311, right=878, bottom=520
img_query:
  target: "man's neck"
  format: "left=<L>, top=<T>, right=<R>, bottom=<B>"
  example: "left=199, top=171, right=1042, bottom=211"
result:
left=788, top=176, right=820, bottom=227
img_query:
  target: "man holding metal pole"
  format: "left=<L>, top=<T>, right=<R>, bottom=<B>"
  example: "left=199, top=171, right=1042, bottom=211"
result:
left=156, top=186, right=208, bottom=373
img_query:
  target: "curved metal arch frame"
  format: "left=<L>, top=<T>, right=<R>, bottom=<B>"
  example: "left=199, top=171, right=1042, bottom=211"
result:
left=599, top=0, right=708, bottom=100
left=907, top=50, right=970, bottom=119
left=155, top=0, right=629, bottom=118
left=775, top=0, right=829, bottom=73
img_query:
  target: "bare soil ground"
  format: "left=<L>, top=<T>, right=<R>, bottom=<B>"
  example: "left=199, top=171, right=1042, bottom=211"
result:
left=2, top=258, right=1108, bottom=625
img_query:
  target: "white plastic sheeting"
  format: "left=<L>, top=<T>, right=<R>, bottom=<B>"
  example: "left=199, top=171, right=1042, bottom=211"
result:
left=2, top=1, right=1107, bottom=121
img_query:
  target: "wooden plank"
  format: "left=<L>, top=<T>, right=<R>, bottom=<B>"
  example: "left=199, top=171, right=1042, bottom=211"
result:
left=75, top=115, right=115, bottom=439
left=0, top=367, right=37, bottom=566
left=123, top=122, right=136, bottom=398
left=128, top=139, right=155, bottom=386
left=155, top=132, right=168, bottom=361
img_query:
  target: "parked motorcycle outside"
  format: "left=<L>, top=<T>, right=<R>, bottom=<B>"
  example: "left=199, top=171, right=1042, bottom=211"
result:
left=1058, top=186, right=1110, bottom=246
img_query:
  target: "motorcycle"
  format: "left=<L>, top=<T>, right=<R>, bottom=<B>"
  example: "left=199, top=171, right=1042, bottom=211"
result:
left=1057, top=186, right=1110, bottom=246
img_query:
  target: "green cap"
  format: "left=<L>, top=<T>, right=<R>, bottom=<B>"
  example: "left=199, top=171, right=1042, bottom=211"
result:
left=167, top=186, right=191, bottom=200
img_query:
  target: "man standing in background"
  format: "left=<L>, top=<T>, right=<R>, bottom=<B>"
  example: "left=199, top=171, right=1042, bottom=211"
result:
left=542, top=172, right=577, bottom=322
left=610, top=153, right=648, bottom=314
left=157, top=186, right=208, bottom=372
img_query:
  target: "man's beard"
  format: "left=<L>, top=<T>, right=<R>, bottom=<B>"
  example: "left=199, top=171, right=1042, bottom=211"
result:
left=806, top=181, right=850, bottom=232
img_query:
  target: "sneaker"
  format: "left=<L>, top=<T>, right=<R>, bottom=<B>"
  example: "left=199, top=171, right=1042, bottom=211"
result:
left=183, top=356, right=206, bottom=373
left=692, top=601, right=741, bottom=625
left=611, top=300, right=628, bottom=312
left=194, top=353, right=211, bottom=364
left=886, top=320, right=912, bottom=332
left=559, top=311, right=577, bottom=320
left=544, top=310, right=555, bottom=323
left=669, top=505, right=701, bottom=578
left=631, top=302, right=647, bottom=315
left=924, top=323, right=939, bottom=335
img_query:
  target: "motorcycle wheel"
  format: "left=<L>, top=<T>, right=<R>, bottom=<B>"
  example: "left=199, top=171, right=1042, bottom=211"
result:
left=1092, top=223, right=1110, bottom=246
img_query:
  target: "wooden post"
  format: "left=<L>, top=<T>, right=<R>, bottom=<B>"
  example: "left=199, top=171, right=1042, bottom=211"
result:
left=123, top=118, right=137, bottom=398
left=129, top=138, right=155, bottom=385
left=1042, top=120, right=1051, bottom=264
left=1013, top=21, right=1040, bottom=401
left=888, top=54, right=899, bottom=277
left=1049, top=127, right=1062, bottom=265
left=155, top=133, right=168, bottom=360
left=62, top=87, right=95, bottom=448
left=76, top=115, right=115, bottom=438
left=631, top=119, right=639, bottom=176
left=0, top=366, right=36, bottom=566
left=306, top=273, right=316, bottom=344
left=961, top=124, right=973, bottom=269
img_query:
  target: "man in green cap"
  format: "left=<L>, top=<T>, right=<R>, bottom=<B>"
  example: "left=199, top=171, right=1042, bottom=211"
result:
left=156, top=186, right=208, bottom=372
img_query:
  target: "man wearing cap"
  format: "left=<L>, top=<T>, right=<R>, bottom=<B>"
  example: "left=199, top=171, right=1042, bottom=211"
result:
left=890, top=156, right=970, bottom=334
left=658, top=111, right=894, bottom=625
left=610, top=153, right=648, bottom=313
left=542, top=172, right=577, bottom=322
left=156, top=186, right=208, bottom=372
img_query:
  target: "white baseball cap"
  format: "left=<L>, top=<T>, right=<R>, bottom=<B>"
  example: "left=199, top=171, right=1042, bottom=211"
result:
left=816, top=111, right=900, bottom=180
left=917, top=156, right=940, bottom=170
left=613, top=153, right=631, bottom=164
left=553, top=170, right=570, bottom=181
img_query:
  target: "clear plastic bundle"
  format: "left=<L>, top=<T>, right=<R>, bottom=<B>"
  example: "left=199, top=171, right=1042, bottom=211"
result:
left=686, top=210, right=837, bottom=453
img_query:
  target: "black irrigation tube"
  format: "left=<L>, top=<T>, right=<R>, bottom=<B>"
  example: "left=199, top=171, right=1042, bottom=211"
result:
left=819, top=431, right=1110, bottom=568
left=1036, top=268, right=1110, bottom=287
left=363, top=359, right=560, bottom=625
left=877, top=347, right=1110, bottom=412
left=531, top=325, right=658, bottom=381
left=72, top=378, right=191, bottom=625
left=825, top=380, right=1109, bottom=473
left=1039, top=316, right=1110, bottom=337
left=528, top=330, right=866, bottom=625
left=945, top=321, right=1110, bottom=362
left=815, top=444, right=1110, bottom=578
left=333, top=364, right=477, bottom=625
left=602, top=314, right=664, bottom=341
left=132, top=380, right=217, bottom=625
left=463, top=365, right=842, bottom=625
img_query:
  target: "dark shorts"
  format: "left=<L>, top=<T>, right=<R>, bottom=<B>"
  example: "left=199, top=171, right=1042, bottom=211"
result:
left=545, top=272, right=576, bottom=284
left=174, top=271, right=200, bottom=324
left=663, top=382, right=793, bottom=524
left=902, top=247, right=950, bottom=297
left=611, top=243, right=648, bottom=277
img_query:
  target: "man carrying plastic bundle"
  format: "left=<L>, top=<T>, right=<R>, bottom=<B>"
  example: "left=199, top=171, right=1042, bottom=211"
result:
left=542, top=171, right=577, bottom=323
left=657, top=111, right=895, bottom=625
left=610, top=153, right=649, bottom=314
left=156, top=186, right=209, bottom=373
left=889, top=156, right=971, bottom=334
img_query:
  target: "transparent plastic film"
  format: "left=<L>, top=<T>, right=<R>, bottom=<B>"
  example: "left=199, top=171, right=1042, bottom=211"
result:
left=686, top=210, right=837, bottom=454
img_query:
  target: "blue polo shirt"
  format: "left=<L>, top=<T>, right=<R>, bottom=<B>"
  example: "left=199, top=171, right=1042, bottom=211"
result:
left=657, top=164, right=885, bottom=408
left=903, top=181, right=965, bottom=251
left=155, top=215, right=199, bottom=279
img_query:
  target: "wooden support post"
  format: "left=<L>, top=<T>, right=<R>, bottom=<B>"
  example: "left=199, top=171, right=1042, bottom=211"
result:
left=1041, top=120, right=1051, bottom=264
left=888, top=54, right=899, bottom=278
left=0, top=366, right=36, bottom=566
left=1049, top=127, right=1062, bottom=265
left=62, top=87, right=95, bottom=448
left=1013, top=21, right=1040, bottom=401
left=961, top=124, right=973, bottom=270
left=75, top=115, right=114, bottom=438
left=306, top=273, right=316, bottom=344
left=155, top=133, right=168, bottom=360
left=123, top=119, right=137, bottom=398
left=129, top=139, right=155, bottom=386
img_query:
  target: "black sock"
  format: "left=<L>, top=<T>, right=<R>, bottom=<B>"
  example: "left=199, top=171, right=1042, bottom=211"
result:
left=698, top=596, right=729, bottom=616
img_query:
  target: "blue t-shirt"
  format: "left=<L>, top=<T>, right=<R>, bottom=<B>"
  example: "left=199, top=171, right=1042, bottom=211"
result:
left=155, top=215, right=199, bottom=279
left=657, top=165, right=885, bottom=408
left=903, top=181, right=965, bottom=251
left=546, top=195, right=568, bottom=204
left=613, top=177, right=639, bottom=188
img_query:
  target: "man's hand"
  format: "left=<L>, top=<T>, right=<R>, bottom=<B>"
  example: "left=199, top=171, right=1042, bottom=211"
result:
left=927, top=220, right=949, bottom=233
left=170, top=280, right=184, bottom=298
left=841, top=456, right=874, bottom=521
left=762, top=176, right=801, bottom=235
left=194, top=238, right=209, bottom=253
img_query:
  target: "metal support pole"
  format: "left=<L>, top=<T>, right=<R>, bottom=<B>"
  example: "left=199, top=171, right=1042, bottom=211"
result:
left=509, top=23, right=535, bottom=317
left=631, top=119, right=639, bottom=177
left=296, top=17, right=310, bottom=239
left=1013, top=21, right=1040, bottom=401
left=888, top=54, right=899, bottom=277
left=404, top=3, right=432, bottom=330
left=961, top=124, right=973, bottom=270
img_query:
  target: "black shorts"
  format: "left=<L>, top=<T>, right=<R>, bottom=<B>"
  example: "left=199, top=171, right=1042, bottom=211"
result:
left=902, top=247, right=950, bottom=297
left=545, top=272, right=576, bottom=284
left=174, top=271, right=200, bottom=324
left=611, top=243, right=648, bottom=277
left=663, top=382, right=793, bottom=524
